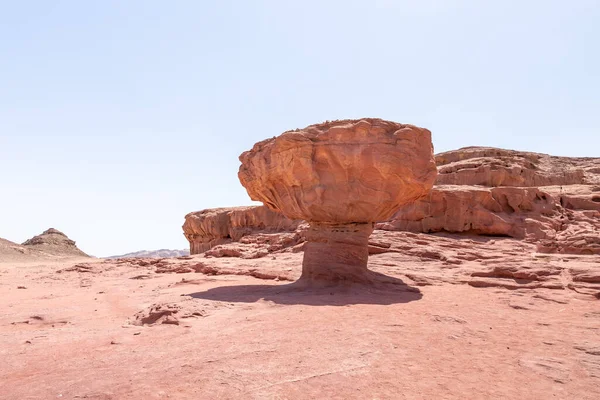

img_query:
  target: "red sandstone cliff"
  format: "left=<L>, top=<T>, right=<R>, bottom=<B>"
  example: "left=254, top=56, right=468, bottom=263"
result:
left=183, top=147, right=600, bottom=256
left=379, top=147, right=600, bottom=254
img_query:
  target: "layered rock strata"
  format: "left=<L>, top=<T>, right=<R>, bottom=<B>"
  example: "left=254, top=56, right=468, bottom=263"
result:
left=184, top=146, right=599, bottom=257
left=183, top=206, right=301, bottom=254
left=379, top=147, right=600, bottom=254
left=21, top=228, right=89, bottom=258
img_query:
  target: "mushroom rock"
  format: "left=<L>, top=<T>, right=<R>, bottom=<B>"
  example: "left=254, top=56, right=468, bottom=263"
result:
left=238, top=118, right=437, bottom=285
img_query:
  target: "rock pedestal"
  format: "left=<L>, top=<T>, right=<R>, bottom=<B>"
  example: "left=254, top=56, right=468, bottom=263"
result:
left=238, top=118, right=437, bottom=286
left=301, top=222, right=373, bottom=284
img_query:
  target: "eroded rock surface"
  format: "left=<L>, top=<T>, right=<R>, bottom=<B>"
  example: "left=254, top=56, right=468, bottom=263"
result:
left=376, top=186, right=558, bottom=239
left=21, top=228, right=88, bottom=258
left=185, top=146, right=600, bottom=257
left=0, top=228, right=89, bottom=261
left=183, top=206, right=301, bottom=254
left=238, top=118, right=437, bottom=222
left=434, top=147, right=599, bottom=187
left=237, top=118, right=437, bottom=285
left=380, top=147, right=600, bottom=254
left=185, top=146, right=599, bottom=258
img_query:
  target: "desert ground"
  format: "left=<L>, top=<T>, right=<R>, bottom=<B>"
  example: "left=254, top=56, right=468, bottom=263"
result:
left=2, top=142, right=599, bottom=399
left=1, top=232, right=599, bottom=400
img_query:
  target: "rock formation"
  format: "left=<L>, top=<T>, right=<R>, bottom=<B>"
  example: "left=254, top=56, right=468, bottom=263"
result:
left=21, top=228, right=89, bottom=258
left=237, top=118, right=437, bottom=285
left=379, top=147, right=600, bottom=254
left=184, top=146, right=599, bottom=257
left=0, top=228, right=89, bottom=261
left=183, top=206, right=301, bottom=254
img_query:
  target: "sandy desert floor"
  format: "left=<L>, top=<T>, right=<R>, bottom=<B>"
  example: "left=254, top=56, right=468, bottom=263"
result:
left=1, top=233, right=599, bottom=400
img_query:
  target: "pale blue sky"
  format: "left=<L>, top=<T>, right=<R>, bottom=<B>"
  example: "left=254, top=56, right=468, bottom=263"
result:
left=1, top=0, right=598, bottom=256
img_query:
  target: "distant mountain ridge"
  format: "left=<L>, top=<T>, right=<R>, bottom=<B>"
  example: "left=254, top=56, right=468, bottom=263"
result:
left=106, top=249, right=190, bottom=259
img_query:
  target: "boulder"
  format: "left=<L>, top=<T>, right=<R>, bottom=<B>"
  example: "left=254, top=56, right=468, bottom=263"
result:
left=238, top=118, right=437, bottom=285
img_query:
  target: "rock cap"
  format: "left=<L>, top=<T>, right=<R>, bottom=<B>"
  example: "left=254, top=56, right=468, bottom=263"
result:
left=238, top=118, right=437, bottom=223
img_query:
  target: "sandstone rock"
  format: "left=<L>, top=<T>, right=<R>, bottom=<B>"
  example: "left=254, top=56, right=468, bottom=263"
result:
left=435, top=147, right=598, bottom=187
left=205, top=232, right=304, bottom=259
left=238, top=118, right=437, bottom=223
left=183, top=206, right=301, bottom=254
left=238, top=118, right=437, bottom=285
left=132, top=303, right=206, bottom=326
left=536, top=211, right=600, bottom=255
left=183, top=146, right=600, bottom=261
left=20, top=228, right=89, bottom=258
left=379, top=148, right=600, bottom=254
left=376, top=186, right=560, bottom=239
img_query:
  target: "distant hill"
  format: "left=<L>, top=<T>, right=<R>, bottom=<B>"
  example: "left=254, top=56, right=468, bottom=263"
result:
left=106, top=249, right=190, bottom=259
left=0, top=228, right=89, bottom=262
left=0, top=237, right=36, bottom=262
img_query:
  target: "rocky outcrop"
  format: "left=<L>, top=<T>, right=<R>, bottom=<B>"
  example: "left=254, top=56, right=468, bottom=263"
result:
left=238, top=118, right=437, bottom=285
left=183, top=206, right=302, bottom=254
left=21, top=228, right=89, bottom=258
left=434, top=147, right=599, bottom=187
left=1, top=228, right=88, bottom=261
left=378, top=148, right=600, bottom=254
left=184, top=146, right=600, bottom=258
left=375, top=186, right=560, bottom=239
left=238, top=118, right=437, bottom=223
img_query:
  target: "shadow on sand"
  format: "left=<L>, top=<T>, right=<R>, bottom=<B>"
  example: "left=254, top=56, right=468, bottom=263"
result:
left=187, top=271, right=422, bottom=306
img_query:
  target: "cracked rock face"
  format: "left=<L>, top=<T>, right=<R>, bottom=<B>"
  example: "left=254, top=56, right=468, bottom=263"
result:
left=238, top=118, right=437, bottom=285
left=239, top=118, right=437, bottom=223
left=183, top=206, right=301, bottom=254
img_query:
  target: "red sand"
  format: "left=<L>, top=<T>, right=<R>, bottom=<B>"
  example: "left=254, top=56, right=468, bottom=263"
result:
left=1, top=233, right=599, bottom=399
